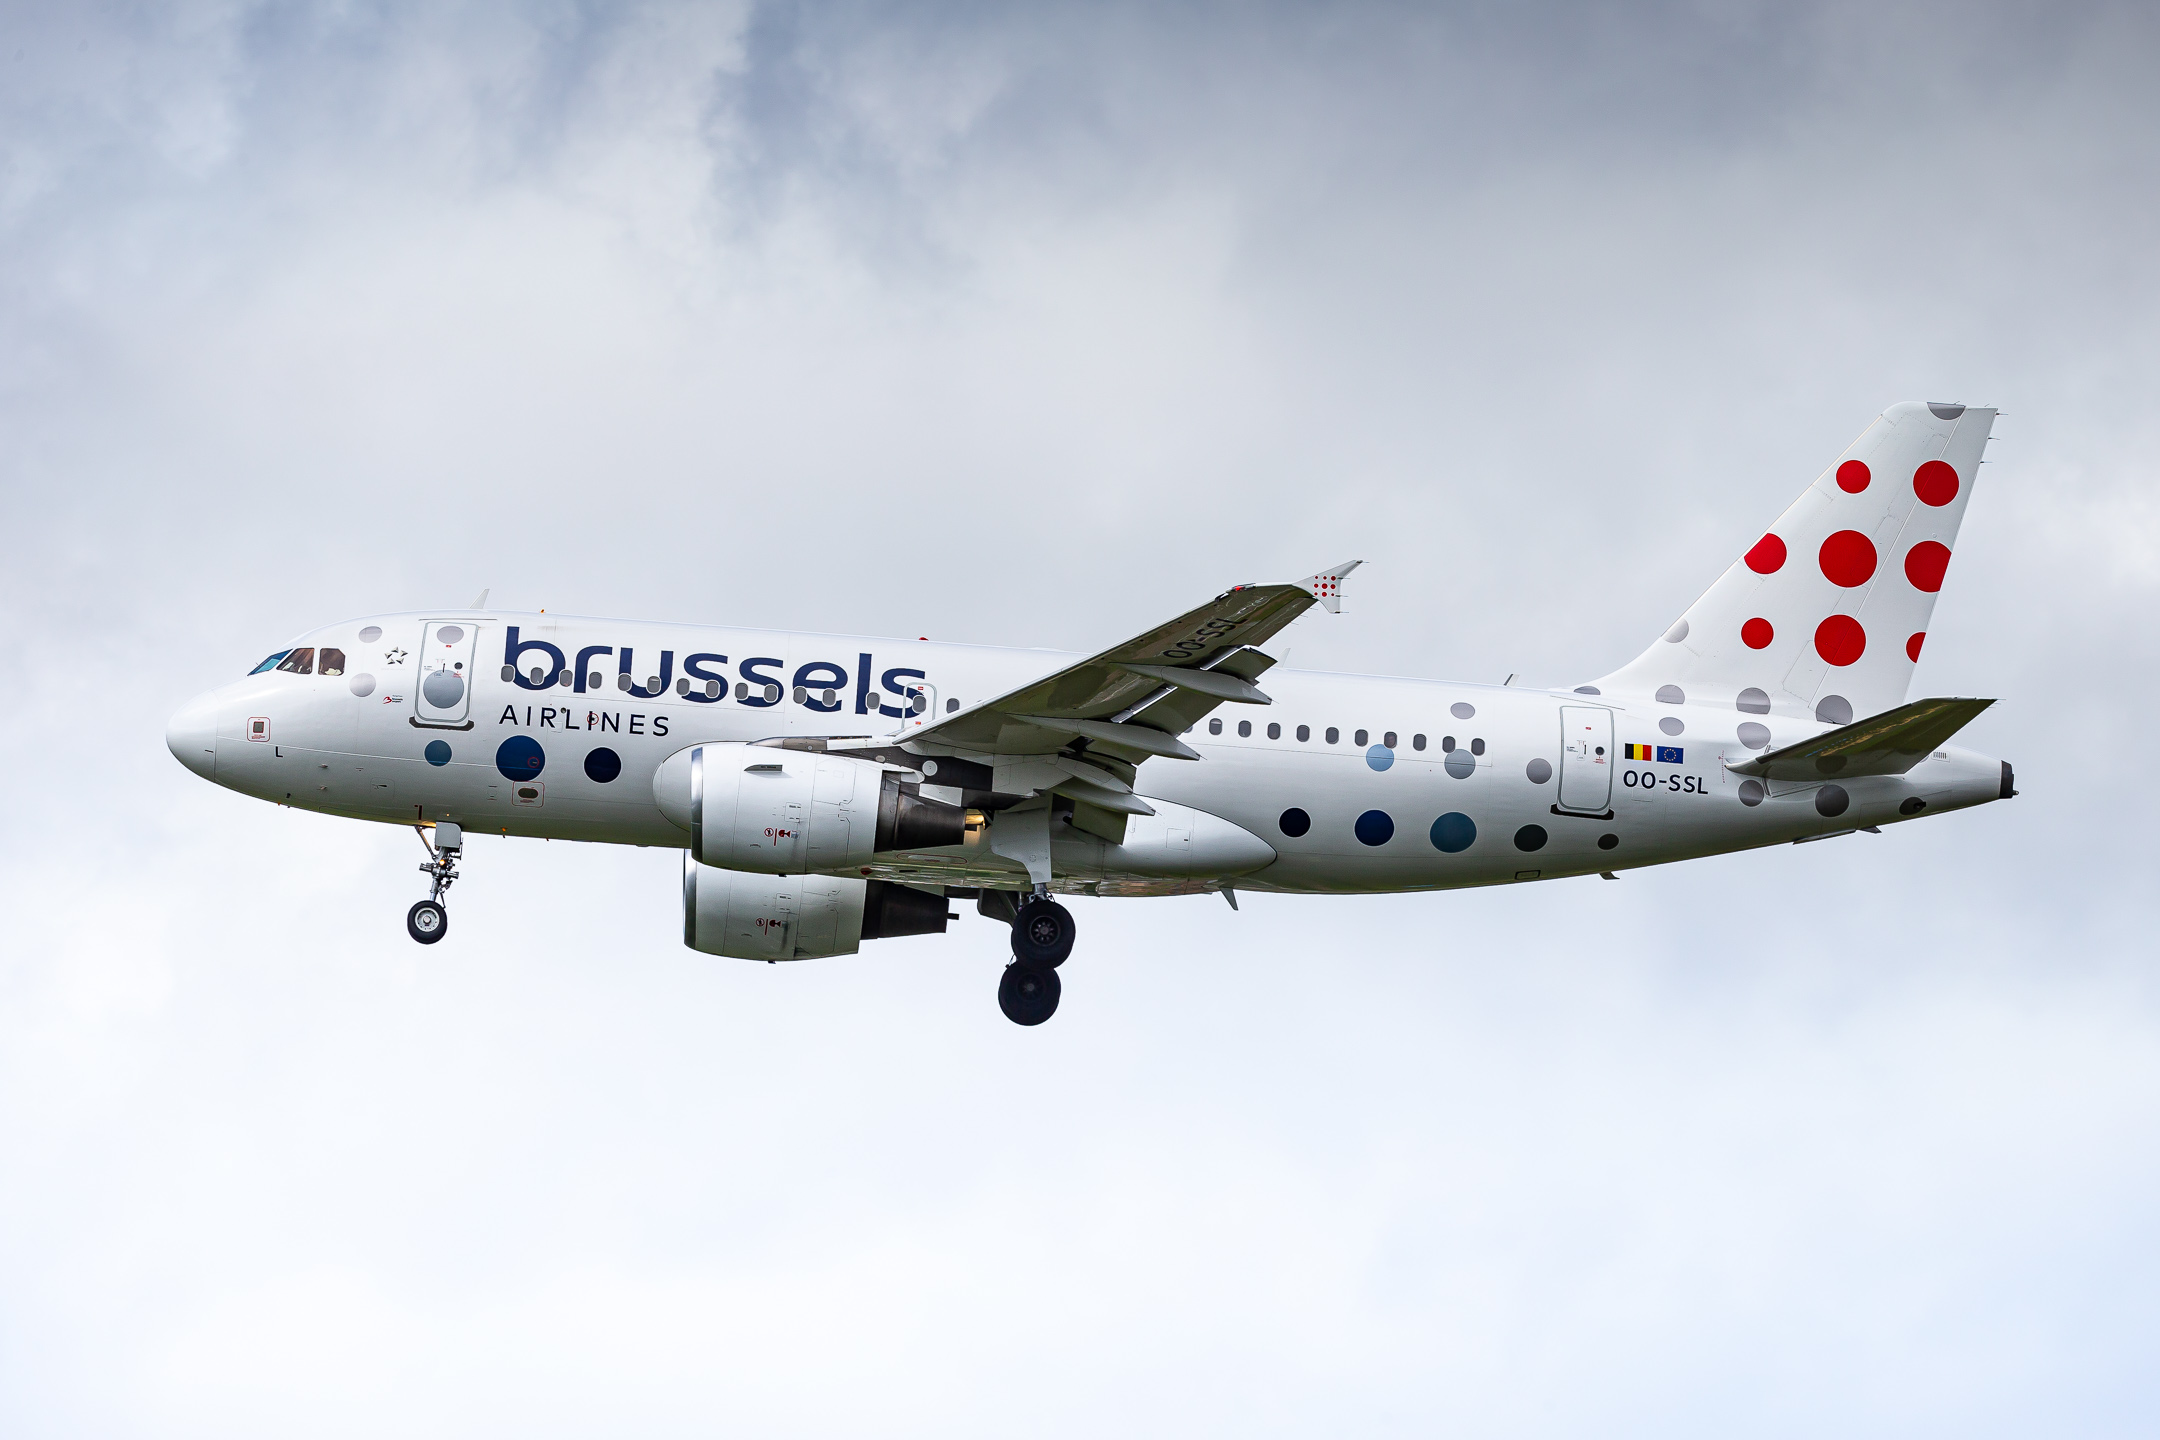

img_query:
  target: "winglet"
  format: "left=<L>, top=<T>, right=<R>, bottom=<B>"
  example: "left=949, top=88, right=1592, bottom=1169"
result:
left=1298, top=561, right=1362, bottom=614
left=469, top=589, right=490, bottom=609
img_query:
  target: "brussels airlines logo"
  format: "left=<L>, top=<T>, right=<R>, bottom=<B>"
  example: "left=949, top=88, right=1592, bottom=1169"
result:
left=500, top=627, right=932, bottom=719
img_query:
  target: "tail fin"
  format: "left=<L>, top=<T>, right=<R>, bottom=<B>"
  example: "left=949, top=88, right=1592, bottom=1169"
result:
left=1588, top=402, right=1997, bottom=724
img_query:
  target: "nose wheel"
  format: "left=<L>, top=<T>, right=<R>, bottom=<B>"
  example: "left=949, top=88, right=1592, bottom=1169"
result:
left=408, top=823, right=463, bottom=945
left=407, top=899, right=448, bottom=944
left=999, top=892, right=1074, bottom=1024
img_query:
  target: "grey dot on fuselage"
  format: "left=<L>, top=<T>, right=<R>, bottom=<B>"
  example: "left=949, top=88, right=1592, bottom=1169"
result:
left=1815, top=695, right=1854, bottom=725
left=358, top=625, right=382, bottom=643
left=1451, top=702, right=1475, bottom=720
left=1737, top=722, right=1771, bottom=749
left=1664, top=619, right=1689, bottom=643
left=1928, top=402, right=1966, bottom=419
left=1815, top=784, right=1850, bottom=817
left=1525, top=758, right=1553, bottom=784
left=1735, top=688, right=1771, bottom=715
left=1656, top=684, right=1685, bottom=705
left=1445, top=751, right=1476, bottom=779
left=1659, top=717, right=1684, bottom=736
left=349, top=673, right=376, bottom=698
left=1573, top=686, right=1600, bottom=695
left=422, top=670, right=464, bottom=707
left=1738, top=778, right=1765, bottom=806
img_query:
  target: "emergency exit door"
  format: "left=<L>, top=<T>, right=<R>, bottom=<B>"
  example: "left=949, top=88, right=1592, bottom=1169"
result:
left=1558, top=705, right=1613, bottom=813
left=414, top=620, right=478, bottom=726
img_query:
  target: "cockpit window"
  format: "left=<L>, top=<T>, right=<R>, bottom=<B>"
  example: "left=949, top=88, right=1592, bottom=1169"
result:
left=318, top=648, right=346, bottom=677
left=250, top=650, right=293, bottom=675
left=274, top=648, right=316, bottom=675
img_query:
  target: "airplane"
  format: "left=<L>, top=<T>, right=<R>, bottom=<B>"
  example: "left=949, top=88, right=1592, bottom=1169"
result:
left=166, top=401, right=2013, bottom=1025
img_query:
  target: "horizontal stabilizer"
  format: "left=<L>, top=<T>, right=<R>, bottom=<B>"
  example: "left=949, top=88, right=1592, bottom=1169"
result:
left=1727, top=696, right=1995, bottom=781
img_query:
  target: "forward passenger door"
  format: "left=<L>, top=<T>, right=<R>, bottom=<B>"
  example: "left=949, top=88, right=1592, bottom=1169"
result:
left=414, top=621, right=478, bottom=727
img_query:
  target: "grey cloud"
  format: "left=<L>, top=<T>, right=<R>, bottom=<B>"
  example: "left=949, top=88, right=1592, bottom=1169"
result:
left=3, top=4, right=2158, bottom=1435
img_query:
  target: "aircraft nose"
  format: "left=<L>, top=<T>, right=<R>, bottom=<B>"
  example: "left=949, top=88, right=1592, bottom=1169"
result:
left=165, top=693, right=220, bottom=780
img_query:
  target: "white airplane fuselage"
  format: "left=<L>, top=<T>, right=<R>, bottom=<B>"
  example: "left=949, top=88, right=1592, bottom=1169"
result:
left=163, top=402, right=2015, bottom=1021
left=166, top=610, right=2009, bottom=895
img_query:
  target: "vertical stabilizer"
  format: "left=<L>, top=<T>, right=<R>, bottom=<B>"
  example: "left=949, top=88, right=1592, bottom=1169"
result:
left=1588, top=402, right=1996, bottom=724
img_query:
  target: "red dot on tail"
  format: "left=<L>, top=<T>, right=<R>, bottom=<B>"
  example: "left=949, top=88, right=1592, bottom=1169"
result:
left=1815, top=614, right=1866, bottom=666
left=1906, top=632, right=1926, bottom=661
left=1744, top=533, right=1787, bottom=574
left=1836, top=460, right=1871, bottom=493
left=1913, top=460, right=1960, bottom=506
left=1904, top=540, right=1951, bottom=592
left=1741, top=618, right=1774, bottom=649
left=1818, top=530, right=1878, bottom=587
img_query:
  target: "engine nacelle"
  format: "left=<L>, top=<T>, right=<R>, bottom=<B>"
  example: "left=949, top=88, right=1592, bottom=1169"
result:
left=654, top=743, right=970, bottom=875
left=681, top=860, right=955, bottom=961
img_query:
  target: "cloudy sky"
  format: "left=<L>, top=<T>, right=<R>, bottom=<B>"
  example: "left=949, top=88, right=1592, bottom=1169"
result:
left=3, top=2, right=2158, bottom=1434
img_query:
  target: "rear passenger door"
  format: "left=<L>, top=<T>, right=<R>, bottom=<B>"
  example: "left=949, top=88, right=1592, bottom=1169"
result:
left=1557, top=705, right=1613, bottom=814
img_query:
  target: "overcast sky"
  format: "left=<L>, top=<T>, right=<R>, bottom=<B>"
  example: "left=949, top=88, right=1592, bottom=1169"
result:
left=3, top=2, right=2158, bottom=1435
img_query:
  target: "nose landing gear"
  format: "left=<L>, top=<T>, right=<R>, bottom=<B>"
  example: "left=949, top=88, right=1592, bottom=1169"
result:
left=997, top=889, right=1075, bottom=1025
left=408, top=822, right=462, bottom=945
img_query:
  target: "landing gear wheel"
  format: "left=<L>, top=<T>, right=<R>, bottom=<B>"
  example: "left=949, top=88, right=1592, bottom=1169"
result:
left=998, top=963, right=1061, bottom=1025
left=1010, top=897, right=1076, bottom=968
left=407, top=900, right=448, bottom=945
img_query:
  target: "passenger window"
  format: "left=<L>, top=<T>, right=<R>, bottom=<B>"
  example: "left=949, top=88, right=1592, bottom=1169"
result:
left=1325, top=727, right=1339, bottom=744
left=249, top=650, right=292, bottom=675
left=1442, top=736, right=1456, bottom=752
left=1354, top=729, right=1369, bottom=746
left=1383, top=731, right=1397, bottom=748
left=275, top=648, right=315, bottom=675
left=1471, top=737, right=1486, bottom=756
left=1413, top=734, right=1427, bottom=751
left=1238, top=720, right=1252, bottom=738
left=1267, top=723, right=1281, bottom=740
left=318, top=648, right=346, bottom=677
left=1208, top=718, right=1223, bottom=735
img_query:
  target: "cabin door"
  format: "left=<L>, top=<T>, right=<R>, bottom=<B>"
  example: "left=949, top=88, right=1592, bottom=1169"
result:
left=1558, top=706, right=1613, bottom=813
left=414, top=620, right=478, bottom=726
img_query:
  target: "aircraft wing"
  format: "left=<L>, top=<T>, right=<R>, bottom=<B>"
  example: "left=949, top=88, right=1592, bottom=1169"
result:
left=892, top=563, right=1361, bottom=785
left=1726, top=696, right=1995, bottom=782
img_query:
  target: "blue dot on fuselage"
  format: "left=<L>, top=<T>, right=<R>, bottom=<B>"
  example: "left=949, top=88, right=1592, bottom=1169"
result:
left=496, top=734, right=545, bottom=781
left=1354, top=809, right=1394, bottom=846
left=1366, top=745, right=1394, bottom=771
left=424, top=740, right=452, bottom=766
left=1431, top=812, right=1477, bottom=853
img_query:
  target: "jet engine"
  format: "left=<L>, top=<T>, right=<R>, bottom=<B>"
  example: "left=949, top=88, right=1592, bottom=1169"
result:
left=682, top=859, right=955, bottom=961
left=654, top=742, right=974, bottom=875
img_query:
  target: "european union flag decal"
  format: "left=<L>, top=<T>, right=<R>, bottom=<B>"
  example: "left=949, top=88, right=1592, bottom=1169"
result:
left=1657, top=745, right=1684, bottom=764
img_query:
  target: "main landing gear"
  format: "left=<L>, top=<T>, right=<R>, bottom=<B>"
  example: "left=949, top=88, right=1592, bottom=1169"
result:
left=997, top=890, right=1075, bottom=1026
left=408, top=821, right=463, bottom=945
